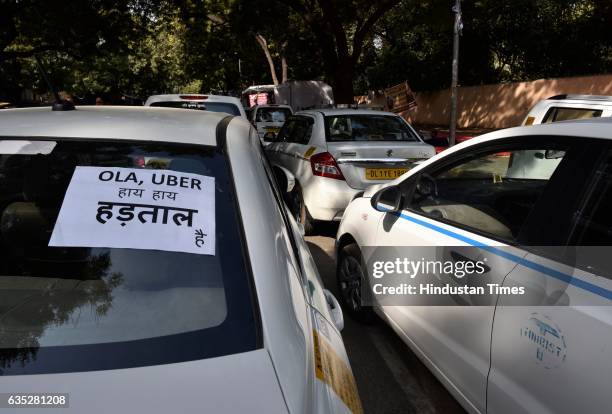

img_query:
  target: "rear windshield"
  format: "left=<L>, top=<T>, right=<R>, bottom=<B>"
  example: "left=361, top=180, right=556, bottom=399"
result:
left=150, top=101, right=241, bottom=116
left=325, top=115, right=419, bottom=142
left=0, top=139, right=258, bottom=375
left=542, top=107, right=603, bottom=123
left=256, top=107, right=292, bottom=123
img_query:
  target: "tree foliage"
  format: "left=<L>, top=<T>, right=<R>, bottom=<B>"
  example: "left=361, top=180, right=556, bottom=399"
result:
left=366, top=0, right=612, bottom=92
left=1, top=0, right=611, bottom=104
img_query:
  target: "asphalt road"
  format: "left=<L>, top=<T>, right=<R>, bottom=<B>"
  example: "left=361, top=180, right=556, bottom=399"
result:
left=306, top=225, right=466, bottom=414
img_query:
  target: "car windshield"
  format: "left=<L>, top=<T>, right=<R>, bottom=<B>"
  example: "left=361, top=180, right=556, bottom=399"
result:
left=0, top=139, right=258, bottom=375
left=326, top=115, right=419, bottom=142
left=256, top=107, right=292, bottom=123
left=150, top=101, right=241, bottom=116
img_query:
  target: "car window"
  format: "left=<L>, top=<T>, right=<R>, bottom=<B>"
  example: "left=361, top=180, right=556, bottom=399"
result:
left=569, top=149, right=612, bottom=245
left=325, top=115, right=419, bottom=142
left=255, top=107, right=292, bottom=123
left=0, top=139, right=258, bottom=375
left=277, top=116, right=313, bottom=144
left=565, top=148, right=612, bottom=276
left=542, top=107, right=603, bottom=123
left=150, top=101, right=241, bottom=116
left=407, top=144, right=569, bottom=242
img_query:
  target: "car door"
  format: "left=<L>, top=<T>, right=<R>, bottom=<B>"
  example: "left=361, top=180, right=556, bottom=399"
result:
left=487, top=140, right=612, bottom=414
left=266, top=115, right=314, bottom=173
left=373, top=137, right=581, bottom=414
left=282, top=114, right=316, bottom=177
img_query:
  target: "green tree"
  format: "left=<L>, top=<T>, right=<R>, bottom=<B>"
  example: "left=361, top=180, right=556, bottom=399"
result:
left=365, top=0, right=612, bottom=92
left=278, top=0, right=402, bottom=103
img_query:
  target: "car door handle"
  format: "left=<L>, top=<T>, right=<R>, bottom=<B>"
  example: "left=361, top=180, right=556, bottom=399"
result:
left=450, top=250, right=491, bottom=273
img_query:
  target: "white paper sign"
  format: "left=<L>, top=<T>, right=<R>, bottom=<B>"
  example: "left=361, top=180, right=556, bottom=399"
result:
left=49, top=166, right=215, bottom=255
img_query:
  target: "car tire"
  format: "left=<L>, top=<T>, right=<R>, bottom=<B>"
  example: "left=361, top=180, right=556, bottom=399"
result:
left=337, top=243, right=375, bottom=323
left=294, top=185, right=315, bottom=235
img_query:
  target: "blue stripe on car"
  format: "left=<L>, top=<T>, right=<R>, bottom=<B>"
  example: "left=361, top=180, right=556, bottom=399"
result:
left=379, top=205, right=612, bottom=301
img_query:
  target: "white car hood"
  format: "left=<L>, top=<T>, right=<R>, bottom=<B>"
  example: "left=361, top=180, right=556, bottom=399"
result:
left=0, top=349, right=288, bottom=413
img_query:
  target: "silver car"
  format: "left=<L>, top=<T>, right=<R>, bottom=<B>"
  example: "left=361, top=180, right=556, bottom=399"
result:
left=265, top=109, right=435, bottom=233
left=0, top=106, right=361, bottom=414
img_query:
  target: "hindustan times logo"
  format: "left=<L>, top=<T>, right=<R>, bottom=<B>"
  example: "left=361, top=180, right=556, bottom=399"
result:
left=372, top=257, right=487, bottom=279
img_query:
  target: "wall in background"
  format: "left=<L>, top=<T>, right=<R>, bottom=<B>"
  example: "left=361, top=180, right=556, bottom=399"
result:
left=361, top=74, right=612, bottom=129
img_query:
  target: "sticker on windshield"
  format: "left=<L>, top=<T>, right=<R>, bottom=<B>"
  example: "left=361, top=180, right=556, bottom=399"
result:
left=49, top=166, right=215, bottom=255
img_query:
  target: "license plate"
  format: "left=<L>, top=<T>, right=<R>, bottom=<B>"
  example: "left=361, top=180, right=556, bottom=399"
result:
left=265, top=127, right=280, bottom=133
left=365, top=168, right=408, bottom=180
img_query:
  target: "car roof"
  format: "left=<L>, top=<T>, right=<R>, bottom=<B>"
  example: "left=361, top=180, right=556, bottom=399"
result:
left=547, top=94, right=612, bottom=103
left=144, top=94, right=242, bottom=106
left=0, top=106, right=228, bottom=146
left=481, top=117, right=612, bottom=141
left=426, top=118, right=612, bottom=161
left=297, top=108, right=397, bottom=117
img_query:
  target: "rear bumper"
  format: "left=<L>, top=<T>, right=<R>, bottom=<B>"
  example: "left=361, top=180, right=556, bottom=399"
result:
left=302, top=176, right=359, bottom=222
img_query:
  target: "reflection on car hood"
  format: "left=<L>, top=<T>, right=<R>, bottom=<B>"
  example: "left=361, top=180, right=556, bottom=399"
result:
left=0, top=349, right=288, bottom=414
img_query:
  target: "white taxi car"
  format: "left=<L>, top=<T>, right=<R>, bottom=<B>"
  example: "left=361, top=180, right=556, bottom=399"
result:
left=522, top=94, right=612, bottom=126
left=0, top=106, right=361, bottom=414
left=266, top=109, right=434, bottom=233
left=336, top=119, right=612, bottom=414
left=145, top=93, right=247, bottom=118
left=247, top=104, right=293, bottom=143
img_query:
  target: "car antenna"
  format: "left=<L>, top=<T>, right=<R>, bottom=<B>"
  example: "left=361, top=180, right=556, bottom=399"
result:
left=34, top=54, right=75, bottom=111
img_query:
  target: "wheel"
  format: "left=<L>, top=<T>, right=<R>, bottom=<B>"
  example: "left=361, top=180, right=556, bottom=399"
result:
left=293, top=185, right=314, bottom=235
left=337, top=243, right=375, bottom=323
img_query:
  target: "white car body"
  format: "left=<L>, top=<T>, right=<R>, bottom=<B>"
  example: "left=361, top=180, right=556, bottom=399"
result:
left=265, top=109, right=435, bottom=225
left=0, top=106, right=361, bottom=414
left=337, top=119, right=612, bottom=414
left=522, top=94, right=612, bottom=125
left=145, top=93, right=247, bottom=119
left=248, top=104, right=293, bottom=143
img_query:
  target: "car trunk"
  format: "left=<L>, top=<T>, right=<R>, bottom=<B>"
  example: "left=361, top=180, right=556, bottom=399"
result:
left=327, top=141, right=435, bottom=189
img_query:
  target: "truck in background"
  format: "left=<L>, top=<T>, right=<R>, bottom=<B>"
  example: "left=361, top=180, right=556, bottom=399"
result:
left=242, top=81, right=334, bottom=112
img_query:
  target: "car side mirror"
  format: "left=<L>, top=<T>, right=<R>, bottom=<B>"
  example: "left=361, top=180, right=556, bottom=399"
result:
left=263, top=132, right=278, bottom=142
left=273, top=165, right=295, bottom=193
left=370, top=185, right=403, bottom=213
left=323, top=289, right=344, bottom=331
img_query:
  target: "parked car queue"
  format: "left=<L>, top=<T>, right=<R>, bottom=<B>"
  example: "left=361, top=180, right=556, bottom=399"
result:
left=0, top=93, right=611, bottom=414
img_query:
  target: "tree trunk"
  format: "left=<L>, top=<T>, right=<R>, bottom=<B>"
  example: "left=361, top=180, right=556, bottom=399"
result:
left=281, top=55, right=288, bottom=83
left=254, top=33, right=279, bottom=85
left=332, top=58, right=355, bottom=104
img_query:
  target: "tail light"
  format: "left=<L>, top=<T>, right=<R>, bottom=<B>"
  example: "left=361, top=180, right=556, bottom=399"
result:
left=310, top=152, right=344, bottom=180
left=179, top=95, right=207, bottom=100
